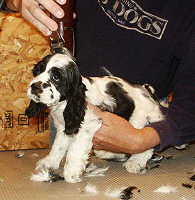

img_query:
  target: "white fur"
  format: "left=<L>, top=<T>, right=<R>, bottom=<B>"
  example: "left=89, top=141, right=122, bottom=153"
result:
left=28, top=53, right=165, bottom=183
left=124, top=149, right=154, bottom=173
left=63, top=107, right=102, bottom=183
left=27, top=77, right=60, bottom=106
left=154, top=186, right=178, bottom=193
left=84, top=166, right=109, bottom=177
left=85, top=163, right=98, bottom=173
left=31, top=169, right=51, bottom=182
left=83, top=75, right=163, bottom=173
left=105, top=187, right=126, bottom=198
left=31, top=153, right=39, bottom=157
left=84, top=183, right=99, bottom=194
left=35, top=106, right=102, bottom=183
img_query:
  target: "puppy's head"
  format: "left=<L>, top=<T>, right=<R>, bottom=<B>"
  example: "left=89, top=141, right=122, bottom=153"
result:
left=27, top=50, right=87, bottom=134
left=27, top=51, right=80, bottom=107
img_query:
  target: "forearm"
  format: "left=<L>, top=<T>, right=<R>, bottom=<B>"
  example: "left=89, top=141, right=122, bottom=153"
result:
left=124, top=127, right=160, bottom=154
left=91, top=105, right=161, bottom=154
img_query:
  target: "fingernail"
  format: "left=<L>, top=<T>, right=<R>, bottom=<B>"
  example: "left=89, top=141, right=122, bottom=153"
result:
left=60, top=0, right=66, bottom=3
left=57, top=10, right=63, bottom=17
left=45, top=29, right=52, bottom=36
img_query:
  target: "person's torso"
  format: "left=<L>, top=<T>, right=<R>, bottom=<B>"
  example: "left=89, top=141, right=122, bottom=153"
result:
left=75, top=0, right=194, bottom=98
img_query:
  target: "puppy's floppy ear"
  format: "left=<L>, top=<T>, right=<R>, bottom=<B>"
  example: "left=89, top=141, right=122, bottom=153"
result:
left=33, top=55, right=52, bottom=77
left=25, top=100, right=47, bottom=118
left=63, top=76, right=87, bottom=135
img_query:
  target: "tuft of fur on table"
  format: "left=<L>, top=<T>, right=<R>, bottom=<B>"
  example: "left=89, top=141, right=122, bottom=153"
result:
left=0, top=12, right=50, bottom=150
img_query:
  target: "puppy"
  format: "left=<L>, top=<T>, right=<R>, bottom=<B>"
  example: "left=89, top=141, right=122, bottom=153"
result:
left=26, top=49, right=164, bottom=183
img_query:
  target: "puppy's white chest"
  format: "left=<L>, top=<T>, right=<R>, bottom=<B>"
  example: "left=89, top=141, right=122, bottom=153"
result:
left=50, top=101, right=67, bottom=127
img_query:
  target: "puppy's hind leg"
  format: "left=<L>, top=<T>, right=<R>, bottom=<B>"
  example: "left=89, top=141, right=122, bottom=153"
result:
left=123, top=149, right=154, bottom=173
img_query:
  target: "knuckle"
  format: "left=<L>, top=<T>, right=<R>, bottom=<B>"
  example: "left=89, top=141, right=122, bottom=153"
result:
left=39, top=0, right=63, bottom=14
left=92, top=135, right=98, bottom=142
left=31, top=6, right=41, bottom=18
left=94, top=134, right=104, bottom=142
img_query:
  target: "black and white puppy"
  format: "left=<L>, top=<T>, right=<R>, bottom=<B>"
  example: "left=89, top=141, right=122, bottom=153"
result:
left=26, top=49, right=164, bottom=183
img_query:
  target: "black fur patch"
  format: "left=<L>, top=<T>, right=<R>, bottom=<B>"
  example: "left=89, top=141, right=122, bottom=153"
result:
left=50, top=67, right=64, bottom=88
left=49, top=61, right=79, bottom=100
left=105, top=81, right=135, bottom=120
left=63, top=81, right=87, bottom=135
left=144, top=84, right=159, bottom=102
left=25, top=100, right=47, bottom=118
left=33, top=55, right=52, bottom=77
left=120, top=186, right=139, bottom=200
left=31, top=81, right=43, bottom=96
left=55, top=61, right=87, bottom=135
left=43, top=81, right=51, bottom=88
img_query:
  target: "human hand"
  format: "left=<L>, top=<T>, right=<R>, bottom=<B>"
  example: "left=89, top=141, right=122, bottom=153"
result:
left=89, top=104, right=161, bottom=154
left=6, top=0, right=67, bottom=36
left=89, top=104, right=140, bottom=154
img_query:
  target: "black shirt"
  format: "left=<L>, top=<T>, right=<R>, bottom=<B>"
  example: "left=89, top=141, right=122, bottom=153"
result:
left=75, top=0, right=195, bottom=150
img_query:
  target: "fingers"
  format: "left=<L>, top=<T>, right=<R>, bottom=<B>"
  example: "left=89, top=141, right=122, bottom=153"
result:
left=88, top=103, right=106, bottom=118
left=16, top=0, right=75, bottom=36
left=93, top=132, right=105, bottom=150
left=17, top=0, right=68, bottom=35
left=26, top=3, right=58, bottom=31
left=37, top=0, right=65, bottom=18
left=23, top=11, right=52, bottom=36
left=92, top=144, right=102, bottom=150
left=88, top=104, right=101, bottom=114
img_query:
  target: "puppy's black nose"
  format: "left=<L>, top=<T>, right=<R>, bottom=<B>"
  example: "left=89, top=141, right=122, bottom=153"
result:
left=31, top=82, right=42, bottom=93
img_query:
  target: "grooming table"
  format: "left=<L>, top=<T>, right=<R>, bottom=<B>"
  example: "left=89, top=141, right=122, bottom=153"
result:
left=0, top=145, right=194, bottom=200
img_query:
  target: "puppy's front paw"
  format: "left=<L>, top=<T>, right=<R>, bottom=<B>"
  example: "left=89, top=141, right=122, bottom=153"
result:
left=64, top=167, right=82, bottom=183
left=123, top=159, right=146, bottom=173
left=36, top=156, right=59, bottom=171
left=64, top=173, right=82, bottom=183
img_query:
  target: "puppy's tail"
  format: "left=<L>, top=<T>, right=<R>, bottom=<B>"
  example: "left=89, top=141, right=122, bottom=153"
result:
left=100, top=66, right=114, bottom=76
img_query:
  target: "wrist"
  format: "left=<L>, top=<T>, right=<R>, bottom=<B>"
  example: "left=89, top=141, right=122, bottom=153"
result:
left=126, top=126, right=160, bottom=154
left=125, top=127, right=143, bottom=154
left=137, top=127, right=160, bottom=151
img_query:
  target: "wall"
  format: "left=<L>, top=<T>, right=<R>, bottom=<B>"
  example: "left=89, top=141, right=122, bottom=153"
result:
left=0, top=13, right=50, bottom=150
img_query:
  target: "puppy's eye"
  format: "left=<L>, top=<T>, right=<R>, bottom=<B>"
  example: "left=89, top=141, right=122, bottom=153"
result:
left=52, top=74, right=60, bottom=81
left=51, top=68, right=61, bottom=82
